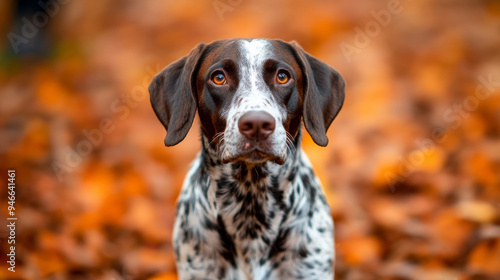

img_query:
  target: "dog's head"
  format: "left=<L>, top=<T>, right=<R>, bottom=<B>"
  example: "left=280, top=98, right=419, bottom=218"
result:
left=149, top=39, right=345, bottom=165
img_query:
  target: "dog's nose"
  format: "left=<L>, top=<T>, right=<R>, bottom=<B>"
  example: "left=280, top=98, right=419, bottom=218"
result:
left=238, top=111, right=276, bottom=141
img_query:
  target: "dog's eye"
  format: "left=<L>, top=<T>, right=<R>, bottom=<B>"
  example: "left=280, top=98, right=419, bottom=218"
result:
left=212, top=72, right=226, bottom=85
left=276, top=71, right=290, bottom=84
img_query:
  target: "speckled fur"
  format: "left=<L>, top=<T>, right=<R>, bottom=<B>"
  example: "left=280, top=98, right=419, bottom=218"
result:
left=173, top=134, right=334, bottom=279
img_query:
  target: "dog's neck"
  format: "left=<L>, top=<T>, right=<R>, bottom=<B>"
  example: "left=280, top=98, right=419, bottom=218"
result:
left=198, top=130, right=302, bottom=239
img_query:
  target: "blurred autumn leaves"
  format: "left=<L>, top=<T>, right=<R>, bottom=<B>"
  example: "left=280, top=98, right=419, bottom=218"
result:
left=0, top=0, right=499, bottom=279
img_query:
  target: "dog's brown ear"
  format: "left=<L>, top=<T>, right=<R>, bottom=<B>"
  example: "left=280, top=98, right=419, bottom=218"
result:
left=149, top=43, right=206, bottom=146
left=289, top=41, right=345, bottom=146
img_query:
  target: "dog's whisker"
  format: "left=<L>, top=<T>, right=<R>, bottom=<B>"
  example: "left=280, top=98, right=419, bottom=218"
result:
left=216, top=137, right=226, bottom=158
left=285, top=132, right=296, bottom=155
left=210, top=132, right=225, bottom=146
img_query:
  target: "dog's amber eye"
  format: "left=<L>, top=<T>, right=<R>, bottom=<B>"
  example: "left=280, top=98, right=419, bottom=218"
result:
left=276, top=71, right=289, bottom=84
left=212, top=72, right=226, bottom=85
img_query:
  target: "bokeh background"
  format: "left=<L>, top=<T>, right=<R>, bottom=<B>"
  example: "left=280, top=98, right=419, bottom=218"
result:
left=0, top=0, right=499, bottom=279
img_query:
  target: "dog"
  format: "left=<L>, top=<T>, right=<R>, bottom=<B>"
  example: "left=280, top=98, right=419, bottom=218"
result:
left=149, top=39, right=345, bottom=280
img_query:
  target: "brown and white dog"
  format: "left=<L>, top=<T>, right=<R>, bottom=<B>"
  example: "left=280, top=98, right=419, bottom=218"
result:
left=149, top=39, right=345, bottom=279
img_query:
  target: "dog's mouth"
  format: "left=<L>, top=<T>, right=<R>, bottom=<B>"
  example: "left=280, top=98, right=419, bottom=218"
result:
left=221, top=144, right=286, bottom=165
